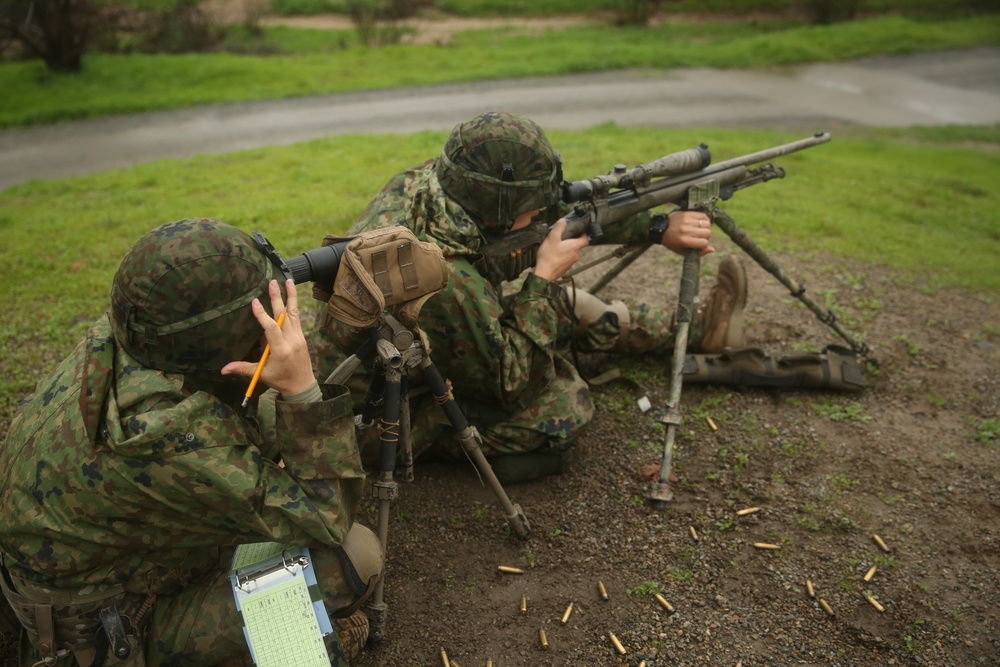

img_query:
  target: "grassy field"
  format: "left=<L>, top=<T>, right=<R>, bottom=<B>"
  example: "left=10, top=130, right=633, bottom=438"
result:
left=2, top=14, right=999, bottom=127
left=1, top=124, right=998, bottom=425
left=1, top=7, right=998, bottom=424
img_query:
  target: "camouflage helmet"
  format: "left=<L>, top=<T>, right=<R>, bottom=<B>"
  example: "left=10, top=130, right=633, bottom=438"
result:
left=109, top=218, right=280, bottom=374
left=436, top=111, right=562, bottom=236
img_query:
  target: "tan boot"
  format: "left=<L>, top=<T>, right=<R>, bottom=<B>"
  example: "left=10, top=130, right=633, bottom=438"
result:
left=697, top=256, right=748, bottom=354
left=335, top=609, right=370, bottom=663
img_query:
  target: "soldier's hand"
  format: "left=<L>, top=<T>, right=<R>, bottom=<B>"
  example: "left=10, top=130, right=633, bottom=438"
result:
left=534, top=218, right=589, bottom=282
left=221, top=279, right=316, bottom=397
left=662, top=210, right=715, bottom=256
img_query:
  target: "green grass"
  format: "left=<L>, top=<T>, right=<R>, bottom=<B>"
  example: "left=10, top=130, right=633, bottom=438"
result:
left=3, top=14, right=999, bottom=127
left=1, top=124, right=997, bottom=431
left=271, top=0, right=991, bottom=18
left=273, top=0, right=610, bottom=15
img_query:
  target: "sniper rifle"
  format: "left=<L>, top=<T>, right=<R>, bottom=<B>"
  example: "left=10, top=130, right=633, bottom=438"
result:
left=481, top=132, right=872, bottom=361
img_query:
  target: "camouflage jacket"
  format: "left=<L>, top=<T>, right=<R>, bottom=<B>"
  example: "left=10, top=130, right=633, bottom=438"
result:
left=0, top=315, right=365, bottom=593
left=313, top=158, right=650, bottom=417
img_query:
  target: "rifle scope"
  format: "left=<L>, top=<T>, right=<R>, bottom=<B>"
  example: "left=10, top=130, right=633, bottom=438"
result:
left=561, top=144, right=712, bottom=203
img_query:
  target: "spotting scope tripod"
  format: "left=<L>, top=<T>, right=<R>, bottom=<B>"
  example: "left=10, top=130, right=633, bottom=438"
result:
left=323, top=313, right=531, bottom=646
left=253, top=230, right=532, bottom=645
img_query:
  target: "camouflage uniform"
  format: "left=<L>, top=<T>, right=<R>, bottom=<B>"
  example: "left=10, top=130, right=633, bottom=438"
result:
left=312, top=113, right=676, bottom=469
left=0, top=220, right=381, bottom=666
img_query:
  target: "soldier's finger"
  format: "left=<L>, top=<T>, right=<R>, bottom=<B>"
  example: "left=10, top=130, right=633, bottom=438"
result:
left=282, top=280, right=302, bottom=326
left=266, top=279, right=286, bottom=324
left=220, top=360, right=254, bottom=378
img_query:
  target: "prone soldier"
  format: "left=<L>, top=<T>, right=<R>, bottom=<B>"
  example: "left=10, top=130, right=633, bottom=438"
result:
left=311, top=111, right=749, bottom=484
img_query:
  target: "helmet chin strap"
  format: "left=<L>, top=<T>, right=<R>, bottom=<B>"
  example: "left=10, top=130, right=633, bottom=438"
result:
left=498, top=162, right=516, bottom=234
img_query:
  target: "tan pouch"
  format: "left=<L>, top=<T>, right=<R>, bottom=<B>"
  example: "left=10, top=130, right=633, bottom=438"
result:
left=314, top=226, right=448, bottom=329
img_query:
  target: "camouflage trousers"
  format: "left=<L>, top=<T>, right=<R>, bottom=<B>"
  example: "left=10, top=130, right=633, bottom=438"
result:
left=6, top=524, right=382, bottom=667
left=356, top=292, right=678, bottom=461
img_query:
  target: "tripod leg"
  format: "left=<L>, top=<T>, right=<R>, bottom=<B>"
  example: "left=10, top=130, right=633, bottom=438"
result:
left=712, top=208, right=874, bottom=361
left=400, top=377, right=414, bottom=483
left=418, top=358, right=531, bottom=539
left=366, top=341, right=403, bottom=646
left=324, top=334, right=378, bottom=385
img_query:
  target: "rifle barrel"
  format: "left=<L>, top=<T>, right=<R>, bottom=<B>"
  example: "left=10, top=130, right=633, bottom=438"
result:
left=709, top=132, right=831, bottom=173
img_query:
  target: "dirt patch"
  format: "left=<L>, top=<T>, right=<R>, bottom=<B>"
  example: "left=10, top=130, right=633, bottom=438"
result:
left=349, top=237, right=999, bottom=667
left=204, top=7, right=784, bottom=46
left=0, top=217, right=996, bottom=667
left=202, top=3, right=606, bottom=46
left=260, top=14, right=600, bottom=45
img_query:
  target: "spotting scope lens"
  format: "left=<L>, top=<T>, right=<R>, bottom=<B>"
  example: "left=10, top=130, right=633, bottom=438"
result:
left=252, top=232, right=350, bottom=290
left=282, top=242, right=350, bottom=287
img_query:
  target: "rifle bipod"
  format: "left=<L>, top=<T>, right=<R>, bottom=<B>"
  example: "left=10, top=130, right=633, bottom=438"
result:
left=563, top=205, right=875, bottom=506
left=323, top=313, right=531, bottom=646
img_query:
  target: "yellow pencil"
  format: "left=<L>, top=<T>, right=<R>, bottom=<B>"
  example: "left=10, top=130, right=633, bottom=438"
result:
left=242, top=311, right=286, bottom=407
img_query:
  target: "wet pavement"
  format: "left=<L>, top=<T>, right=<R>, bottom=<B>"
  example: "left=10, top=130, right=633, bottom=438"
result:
left=1, top=47, right=998, bottom=192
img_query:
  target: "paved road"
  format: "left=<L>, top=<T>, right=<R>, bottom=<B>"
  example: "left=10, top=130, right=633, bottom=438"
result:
left=1, top=47, right=998, bottom=192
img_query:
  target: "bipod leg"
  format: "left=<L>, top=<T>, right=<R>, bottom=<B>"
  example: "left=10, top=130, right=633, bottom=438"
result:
left=418, top=357, right=531, bottom=539
left=586, top=244, right=652, bottom=296
left=712, top=209, right=874, bottom=362
left=366, top=339, right=404, bottom=646
left=649, top=248, right=701, bottom=507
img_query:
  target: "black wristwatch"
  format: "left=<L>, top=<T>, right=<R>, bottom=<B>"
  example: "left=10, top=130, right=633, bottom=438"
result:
left=648, top=213, right=669, bottom=244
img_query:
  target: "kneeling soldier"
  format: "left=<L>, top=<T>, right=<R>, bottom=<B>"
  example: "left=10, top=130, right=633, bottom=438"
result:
left=0, top=219, right=382, bottom=666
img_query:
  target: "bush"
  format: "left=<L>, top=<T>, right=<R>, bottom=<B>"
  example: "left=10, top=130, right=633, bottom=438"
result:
left=612, top=0, right=663, bottom=26
left=345, top=0, right=431, bottom=46
left=799, top=0, right=860, bottom=24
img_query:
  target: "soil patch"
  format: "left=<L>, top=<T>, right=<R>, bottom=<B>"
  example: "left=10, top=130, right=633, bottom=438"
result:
left=205, top=7, right=786, bottom=46
left=349, top=237, right=999, bottom=667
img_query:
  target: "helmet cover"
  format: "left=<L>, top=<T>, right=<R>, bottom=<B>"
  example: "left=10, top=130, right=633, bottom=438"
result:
left=436, top=111, right=561, bottom=235
left=109, top=218, right=277, bottom=374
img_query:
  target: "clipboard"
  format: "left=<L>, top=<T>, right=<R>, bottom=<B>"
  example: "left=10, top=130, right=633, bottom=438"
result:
left=229, top=543, right=334, bottom=667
